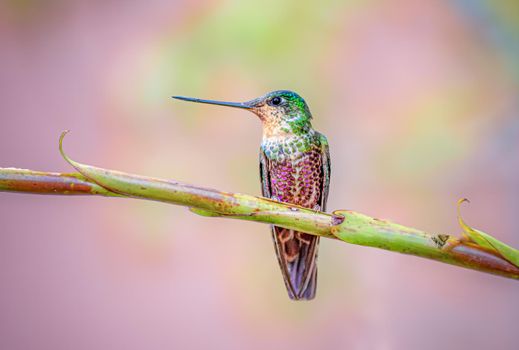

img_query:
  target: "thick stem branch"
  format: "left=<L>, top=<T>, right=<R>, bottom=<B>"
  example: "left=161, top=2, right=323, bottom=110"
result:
left=2, top=165, right=518, bottom=280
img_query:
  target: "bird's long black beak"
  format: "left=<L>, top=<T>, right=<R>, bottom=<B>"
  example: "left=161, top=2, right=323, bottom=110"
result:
left=172, top=96, right=253, bottom=109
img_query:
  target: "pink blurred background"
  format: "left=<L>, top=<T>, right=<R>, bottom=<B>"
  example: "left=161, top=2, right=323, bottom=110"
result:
left=1, top=0, right=519, bottom=349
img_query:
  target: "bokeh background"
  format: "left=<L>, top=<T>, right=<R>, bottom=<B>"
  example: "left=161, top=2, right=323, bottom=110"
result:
left=1, top=0, right=519, bottom=349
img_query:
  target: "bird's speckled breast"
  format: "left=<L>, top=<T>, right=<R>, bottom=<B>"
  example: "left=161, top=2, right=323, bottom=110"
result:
left=265, top=142, right=323, bottom=209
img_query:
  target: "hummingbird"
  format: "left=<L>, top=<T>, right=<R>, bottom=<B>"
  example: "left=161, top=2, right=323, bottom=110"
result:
left=172, top=90, right=330, bottom=300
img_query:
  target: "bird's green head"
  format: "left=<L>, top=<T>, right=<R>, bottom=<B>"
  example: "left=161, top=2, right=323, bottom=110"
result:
left=250, top=90, right=313, bottom=136
left=173, top=90, right=313, bottom=137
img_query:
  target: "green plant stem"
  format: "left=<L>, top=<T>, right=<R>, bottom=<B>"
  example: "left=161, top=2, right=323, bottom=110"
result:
left=2, top=165, right=518, bottom=280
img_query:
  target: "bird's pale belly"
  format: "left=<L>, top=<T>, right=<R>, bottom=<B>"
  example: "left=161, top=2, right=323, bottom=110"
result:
left=269, top=149, right=323, bottom=209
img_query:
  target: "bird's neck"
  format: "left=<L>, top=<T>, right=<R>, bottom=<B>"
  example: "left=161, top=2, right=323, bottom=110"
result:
left=262, top=128, right=315, bottom=143
left=261, top=114, right=314, bottom=139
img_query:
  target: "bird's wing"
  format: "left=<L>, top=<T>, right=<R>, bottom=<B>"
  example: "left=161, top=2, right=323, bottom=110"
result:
left=295, top=134, right=330, bottom=298
left=319, top=132, right=331, bottom=212
left=260, top=149, right=298, bottom=298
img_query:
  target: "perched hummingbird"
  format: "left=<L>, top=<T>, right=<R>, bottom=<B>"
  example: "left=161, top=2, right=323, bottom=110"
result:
left=172, top=91, right=330, bottom=300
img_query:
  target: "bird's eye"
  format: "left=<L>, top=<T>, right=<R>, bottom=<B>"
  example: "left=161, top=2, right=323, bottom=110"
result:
left=269, top=96, right=283, bottom=106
